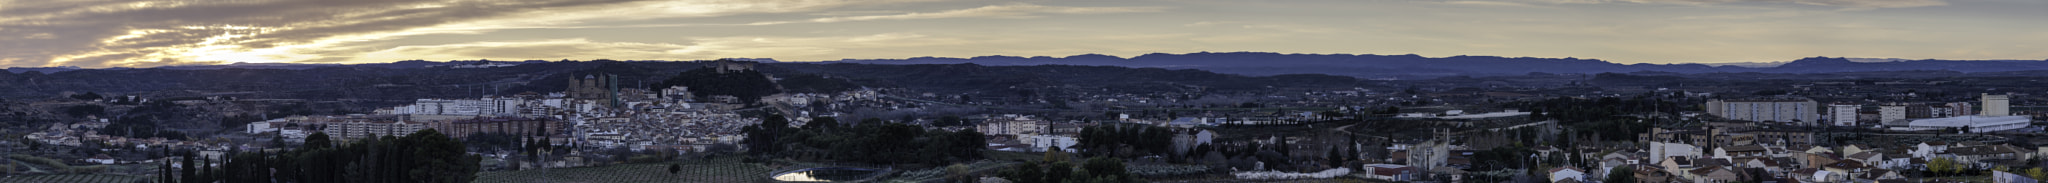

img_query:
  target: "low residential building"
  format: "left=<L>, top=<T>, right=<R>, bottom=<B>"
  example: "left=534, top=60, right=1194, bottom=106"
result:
left=1550, top=167, right=1587, bottom=183
left=1360, top=164, right=1415, bottom=181
left=1684, top=165, right=1743, bottom=183
left=425, top=117, right=561, bottom=139
left=1893, top=115, right=2030, bottom=133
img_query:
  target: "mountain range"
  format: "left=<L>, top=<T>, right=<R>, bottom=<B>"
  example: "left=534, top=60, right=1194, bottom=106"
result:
left=9, top=52, right=2047, bottom=79
left=830, top=52, right=2048, bottom=79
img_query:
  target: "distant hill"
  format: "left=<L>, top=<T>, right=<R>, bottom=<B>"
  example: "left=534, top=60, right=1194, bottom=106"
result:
left=0, top=60, right=1361, bottom=101
left=828, top=52, right=2048, bottom=78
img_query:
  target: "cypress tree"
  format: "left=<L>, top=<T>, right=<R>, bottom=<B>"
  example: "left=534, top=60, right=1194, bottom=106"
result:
left=181, top=154, right=196, bottom=183
left=161, top=160, right=174, bottom=183
left=200, top=158, right=213, bottom=183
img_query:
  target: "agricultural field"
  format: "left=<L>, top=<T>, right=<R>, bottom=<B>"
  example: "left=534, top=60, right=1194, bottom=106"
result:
left=0, top=174, right=149, bottom=183
left=473, top=156, right=771, bottom=183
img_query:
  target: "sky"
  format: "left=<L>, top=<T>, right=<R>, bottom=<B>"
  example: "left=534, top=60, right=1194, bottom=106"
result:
left=0, top=0, right=2042, bottom=68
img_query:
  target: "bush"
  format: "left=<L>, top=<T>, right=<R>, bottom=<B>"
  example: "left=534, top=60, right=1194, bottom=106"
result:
left=1126, top=164, right=1214, bottom=177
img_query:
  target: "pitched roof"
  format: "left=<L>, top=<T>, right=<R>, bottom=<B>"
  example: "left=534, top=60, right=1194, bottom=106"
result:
left=1550, top=166, right=1585, bottom=174
left=1688, top=165, right=1729, bottom=175
left=1668, top=157, right=1692, bottom=165
left=1724, top=145, right=1768, bottom=152
left=1693, top=157, right=1732, bottom=167
left=1792, top=168, right=1818, bottom=175
left=1845, top=144, right=1871, bottom=150
left=1859, top=169, right=1899, bottom=180
left=1824, top=161, right=1866, bottom=169
left=1752, top=158, right=1782, bottom=167
left=1847, top=152, right=1881, bottom=160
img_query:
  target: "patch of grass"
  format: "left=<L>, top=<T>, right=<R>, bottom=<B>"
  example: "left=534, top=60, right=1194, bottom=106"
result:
left=9, top=154, right=72, bottom=173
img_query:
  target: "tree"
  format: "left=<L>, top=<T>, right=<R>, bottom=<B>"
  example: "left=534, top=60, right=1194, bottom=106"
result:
left=1045, top=146, right=1069, bottom=163
left=935, top=116, right=966, bottom=126
left=652, top=67, right=783, bottom=103
left=161, top=159, right=174, bottom=183
left=742, top=114, right=791, bottom=156
left=1929, top=158, right=1958, bottom=176
left=1606, top=166, right=1636, bottom=183
left=305, top=132, right=332, bottom=150
left=2026, top=167, right=2046, bottom=181
left=181, top=153, right=196, bottom=183
left=62, top=105, right=104, bottom=118
left=200, top=158, right=213, bottom=183
left=272, top=134, right=288, bottom=147
left=1002, top=162, right=1043, bottom=183
left=803, top=117, right=839, bottom=130
left=1326, top=147, right=1344, bottom=167
left=1081, top=157, right=1129, bottom=182
left=71, top=92, right=103, bottom=100
left=1044, top=161, right=1073, bottom=183
left=669, top=163, right=682, bottom=179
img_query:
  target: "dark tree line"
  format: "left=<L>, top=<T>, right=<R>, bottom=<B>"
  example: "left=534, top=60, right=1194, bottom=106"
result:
left=743, top=116, right=986, bottom=165
left=1074, top=124, right=1175, bottom=157
left=996, top=156, right=1138, bottom=183
left=69, top=92, right=104, bottom=100
left=1504, top=97, right=1686, bottom=122
left=95, top=101, right=191, bottom=140
left=162, top=130, right=480, bottom=183
left=1505, top=97, right=1677, bottom=142
left=62, top=104, right=103, bottom=118
left=652, top=67, right=781, bottom=103
left=776, top=74, right=859, bottom=94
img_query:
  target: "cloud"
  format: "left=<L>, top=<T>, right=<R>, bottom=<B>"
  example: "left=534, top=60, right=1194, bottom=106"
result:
left=1438, top=1, right=1542, bottom=7
left=347, top=33, right=954, bottom=62
left=1462, top=0, right=1948, bottom=8
left=752, top=3, right=1167, bottom=25
left=0, top=0, right=911, bottom=68
left=1182, top=21, right=1349, bottom=34
left=1633, top=0, right=1947, bottom=8
left=355, top=39, right=694, bottom=61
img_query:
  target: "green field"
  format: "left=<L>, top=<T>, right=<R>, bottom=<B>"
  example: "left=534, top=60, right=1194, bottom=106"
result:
left=0, top=174, right=148, bottom=183
left=473, top=156, right=772, bottom=183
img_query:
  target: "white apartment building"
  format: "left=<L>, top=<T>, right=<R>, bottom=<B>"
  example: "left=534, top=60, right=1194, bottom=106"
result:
left=1880, top=105, right=1907, bottom=124
left=976, top=115, right=1045, bottom=135
left=321, top=120, right=426, bottom=140
left=1829, top=104, right=1858, bottom=126
left=1706, top=98, right=1820, bottom=123
left=390, top=97, right=531, bottom=116
left=1983, top=93, right=2010, bottom=116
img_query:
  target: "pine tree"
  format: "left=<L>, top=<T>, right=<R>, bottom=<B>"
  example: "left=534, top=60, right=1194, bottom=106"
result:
left=1326, top=146, right=1343, bottom=167
left=1605, top=166, right=1636, bottom=183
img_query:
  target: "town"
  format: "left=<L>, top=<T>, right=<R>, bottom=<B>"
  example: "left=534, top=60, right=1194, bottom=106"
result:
left=5, top=58, right=2048, bottom=183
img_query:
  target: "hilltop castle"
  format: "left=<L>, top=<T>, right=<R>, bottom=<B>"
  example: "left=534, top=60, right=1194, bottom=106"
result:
left=568, top=74, right=618, bottom=106
left=711, top=59, right=756, bottom=74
